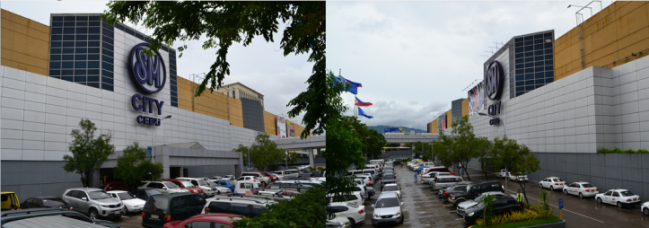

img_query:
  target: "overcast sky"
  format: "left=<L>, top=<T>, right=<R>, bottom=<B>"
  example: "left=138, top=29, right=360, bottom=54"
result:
left=327, top=1, right=612, bottom=130
left=1, top=1, right=312, bottom=126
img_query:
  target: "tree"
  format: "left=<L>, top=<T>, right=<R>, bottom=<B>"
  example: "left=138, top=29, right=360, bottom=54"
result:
left=432, top=132, right=457, bottom=170
left=103, top=2, right=325, bottom=139
left=490, top=136, right=540, bottom=204
left=63, top=119, right=115, bottom=187
left=448, top=116, right=491, bottom=181
left=113, top=142, right=164, bottom=190
left=478, top=140, right=495, bottom=180
left=233, top=133, right=297, bottom=171
left=348, top=117, right=386, bottom=159
left=413, top=141, right=433, bottom=161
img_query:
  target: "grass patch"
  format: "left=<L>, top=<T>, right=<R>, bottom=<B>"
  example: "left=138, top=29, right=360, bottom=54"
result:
left=471, top=217, right=563, bottom=228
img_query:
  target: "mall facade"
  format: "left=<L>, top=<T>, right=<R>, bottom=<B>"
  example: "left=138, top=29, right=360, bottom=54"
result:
left=427, top=1, right=649, bottom=198
left=0, top=9, right=315, bottom=200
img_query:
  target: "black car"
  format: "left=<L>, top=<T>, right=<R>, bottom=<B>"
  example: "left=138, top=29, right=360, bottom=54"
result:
left=462, top=195, right=522, bottom=224
left=0, top=208, right=121, bottom=228
left=381, top=174, right=396, bottom=186
left=448, top=180, right=504, bottom=207
left=131, top=189, right=163, bottom=201
left=21, top=196, right=70, bottom=209
left=438, top=182, right=472, bottom=200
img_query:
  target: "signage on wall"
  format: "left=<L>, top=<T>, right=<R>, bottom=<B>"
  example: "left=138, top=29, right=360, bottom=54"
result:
left=277, top=117, right=287, bottom=139
left=485, top=60, right=504, bottom=126
left=129, top=43, right=166, bottom=126
left=468, top=82, right=485, bottom=116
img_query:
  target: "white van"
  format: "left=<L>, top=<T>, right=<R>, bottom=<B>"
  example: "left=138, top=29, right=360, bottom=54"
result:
left=234, top=180, right=262, bottom=195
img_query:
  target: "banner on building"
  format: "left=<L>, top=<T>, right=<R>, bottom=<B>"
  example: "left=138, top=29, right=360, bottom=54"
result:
left=277, top=117, right=287, bottom=139
left=440, top=113, right=447, bottom=131
left=468, top=82, right=485, bottom=116
left=384, top=127, right=404, bottom=134
left=286, top=120, right=296, bottom=137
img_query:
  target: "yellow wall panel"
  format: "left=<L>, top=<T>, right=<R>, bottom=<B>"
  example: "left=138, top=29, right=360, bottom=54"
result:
left=1, top=9, right=49, bottom=76
left=446, top=110, right=452, bottom=128
left=228, top=98, right=244, bottom=128
left=462, top=99, right=469, bottom=117
left=263, top=111, right=277, bottom=135
left=431, top=120, right=438, bottom=133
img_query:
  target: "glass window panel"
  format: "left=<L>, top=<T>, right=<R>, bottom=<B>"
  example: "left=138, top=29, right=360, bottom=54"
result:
left=50, top=70, right=60, bottom=76
left=525, top=57, right=533, bottom=62
left=135, top=33, right=145, bottom=40
left=516, top=81, right=524, bottom=86
left=546, top=71, right=554, bottom=78
left=62, top=48, right=74, bottom=54
left=115, top=23, right=125, bottom=31
left=516, top=69, right=524, bottom=74
left=524, top=51, right=533, bottom=57
left=524, top=36, right=533, bottom=41
left=534, top=66, right=544, bottom=72
left=61, top=62, right=74, bottom=69
left=88, top=76, right=99, bottom=82
left=515, top=64, right=524, bottom=69
left=89, top=21, right=100, bottom=26
left=53, top=16, right=64, bottom=22
left=76, top=48, right=87, bottom=54
left=103, top=42, right=114, bottom=51
left=535, top=56, right=545, bottom=61
left=545, top=60, right=553, bottom=65
left=76, top=16, right=88, bottom=21
left=546, top=66, right=554, bottom=71
left=63, top=22, right=75, bottom=27
left=88, top=82, right=100, bottom=88
left=76, top=21, right=88, bottom=26
left=535, top=72, right=544, bottom=78
left=516, top=75, right=524, bottom=80
left=103, top=76, right=114, bottom=84
left=89, top=27, right=100, bottom=34
left=61, top=76, right=73, bottom=82
left=103, top=28, right=114, bottom=38
left=525, top=63, right=534, bottom=68
left=75, top=41, right=87, bottom=47
left=50, top=62, right=61, bottom=69
left=533, top=44, right=543, bottom=49
left=545, top=54, right=553, bottom=60
left=88, top=48, right=100, bottom=54
left=62, top=55, right=74, bottom=60
left=88, top=35, right=100, bottom=40
left=171, top=101, right=178, bottom=107
left=50, top=55, right=61, bottom=61
left=103, top=37, right=114, bottom=44
left=544, top=43, right=552, bottom=48
left=546, top=78, right=554, bottom=83
left=525, top=67, right=534, bottom=73
left=51, top=35, right=62, bottom=40
left=89, top=16, right=100, bottom=21
left=525, top=74, right=534, bottom=80
left=63, top=35, right=75, bottom=40
left=74, top=76, right=86, bottom=83
left=88, top=41, right=100, bottom=47
left=535, top=50, right=544, bottom=55
left=102, top=83, right=114, bottom=91
left=75, top=61, right=87, bottom=68
left=61, top=70, right=73, bottom=76
left=51, top=49, right=62, bottom=54
left=76, top=34, right=87, bottom=40
left=102, top=55, right=113, bottom=64
left=545, top=49, right=553, bottom=54
left=63, top=16, right=75, bottom=21
left=63, top=28, right=75, bottom=34
left=102, top=70, right=113, bottom=78
left=103, top=49, right=113, bottom=56
left=52, top=22, right=63, bottom=27
left=88, top=69, right=100, bottom=75
left=76, top=28, right=88, bottom=34
left=516, top=91, right=524, bottom=96
left=88, top=61, right=100, bottom=68
left=526, top=85, right=534, bottom=90
left=75, top=69, right=86, bottom=75
left=62, top=41, right=74, bottom=47
left=534, top=34, right=543, bottom=39
left=535, top=84, right=543, bottom=89
left=524, top=46, right=533, bottom=52
left=88, top=55, right=100, bottom=60
left=524, top=40, right=533, bottom=45
left=52, top=28, right=62, bottom=34
left=125, top=28, right=135, bottom=36
left=102, top=63, right=113, bottom=72
left=171, top=91, right=178, bottom=97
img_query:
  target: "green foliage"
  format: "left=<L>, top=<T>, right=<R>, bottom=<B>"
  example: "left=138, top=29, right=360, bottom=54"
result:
left=413, top=141, right=433, bottom=161
left=233, top=133, right=295, bottom=171
left=63, top=119, right=115, bottom=187
left=103, top=2, right=325, bottom=139
left=431, top=116, right=490, bottom=180
left=598, top=147, right=649, bottom=154
left=232, top=184, right=326, bottom=227
left=348, top=118, right=386, bottom=159
left=479, top=194, right=497, bottom=227
left=538, top=190, right=550, bottom=214
left=475, top=217, right=563, bottom=228
left=113, top=142, right=164, bottom=190
left=490, top=136, right=540, bottom=204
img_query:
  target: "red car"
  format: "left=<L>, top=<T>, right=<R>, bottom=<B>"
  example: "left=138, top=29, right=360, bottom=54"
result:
left=161, top=179, right=205, bottom=195
left=163, top=213, right=242, bottom=228
left=259, top=171, right=279, bottom=182
left=102, top=181, right=129, bottom=191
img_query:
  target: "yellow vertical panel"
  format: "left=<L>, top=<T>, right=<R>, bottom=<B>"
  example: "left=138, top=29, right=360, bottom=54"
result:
left=1, top=28, right=14, bottom=49
left=228, top=98, right=244, bottom=127
left=617, top=28, right=649, bottom=50
left=462, top=99, right=469, bottom=117
left=432, top=120, right=438, bottom=133
left=616, top=5, right=649, bottom=40
left=263, top=111, right=277, bottom=135
left=446, top=110, right=452, bottom=128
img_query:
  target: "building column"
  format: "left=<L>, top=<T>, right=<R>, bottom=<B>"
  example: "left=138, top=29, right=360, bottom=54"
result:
left=309, top=148, right=315, bottom=169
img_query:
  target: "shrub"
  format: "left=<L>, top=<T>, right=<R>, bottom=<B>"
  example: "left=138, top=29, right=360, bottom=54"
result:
left=597, top=147, right=649, bottom=154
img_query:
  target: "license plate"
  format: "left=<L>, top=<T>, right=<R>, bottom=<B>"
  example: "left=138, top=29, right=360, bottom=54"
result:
left=382, top=219, right=390, bottom=222
left=634, top=199, right=638, bottom=201
left=560, top=183, right=563, bottom=185
left=151, top=214, right=159, bottom=219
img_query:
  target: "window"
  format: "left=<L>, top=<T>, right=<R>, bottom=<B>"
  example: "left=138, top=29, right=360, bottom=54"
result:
left=209, top=202, right=229, bottom=213
left=186, top=222, right=211, bottom=228
left=229, top=204, right=250, bottom=216
left=612, top=192, right=620, bottom=197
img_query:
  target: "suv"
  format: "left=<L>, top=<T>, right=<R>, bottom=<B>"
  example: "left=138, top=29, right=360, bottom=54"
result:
left=241, top=172, right=271, bottom=185
left=139, top=181, right=190, bottom=194
left=371, top=192, right=404, bottom=225
left=141, top=193, right=206, bottom=228
left=62, top=188, right=124, bottom=219
left=438, top=181, right=472, bottom=200
left=202, top=197, right=271, bottom=218
left=430, top=176, right=464, bottom=191
left=448, top=181, right=504, bottom=207
left=132, top=189, right=162, bottom=201
left=177, top=177, right=218, bottom=197
left=0, top=208, right=121, bottom=228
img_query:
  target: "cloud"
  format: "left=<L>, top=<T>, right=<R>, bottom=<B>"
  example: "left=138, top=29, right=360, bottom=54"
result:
left=346, top=99, right=447, bottom=129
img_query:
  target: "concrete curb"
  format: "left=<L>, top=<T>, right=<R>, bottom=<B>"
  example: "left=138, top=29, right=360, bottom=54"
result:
left=521, top=219, right=566, bottom=228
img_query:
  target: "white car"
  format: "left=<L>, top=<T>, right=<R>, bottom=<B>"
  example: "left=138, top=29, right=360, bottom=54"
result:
left=354, top=176, right=372, bottom=187
left=328, top=202, right=366, bottom=225
left=327, top=192, right=363, bottom=207
left=539, top=177, right=566, bottom=191
left=508, top=173, right=528, bottom=182
left=641, top=201, right=649, bottom=216
left=562, top=182, right=599, bottom=198
left=107, top=190, right=146, bottom=214
left=595, top=189, right=641, bottom=208
left=382, top=184, right=401, bottom=198
left=327, top=214, right=352, bottom=228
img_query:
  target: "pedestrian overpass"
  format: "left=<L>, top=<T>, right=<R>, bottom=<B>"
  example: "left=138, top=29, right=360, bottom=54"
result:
left=272, top=135, right=326, bottom=169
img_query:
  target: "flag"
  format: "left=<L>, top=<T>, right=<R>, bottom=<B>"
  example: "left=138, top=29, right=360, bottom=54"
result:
left=343, top=77, right=362, bottom=94
left=358, top=107, right=373, bottom=119
left=355, top=97, right=373, bottom=106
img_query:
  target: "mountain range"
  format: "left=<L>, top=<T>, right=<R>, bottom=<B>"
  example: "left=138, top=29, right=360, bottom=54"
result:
left=367, top=125, right=427, bottom=134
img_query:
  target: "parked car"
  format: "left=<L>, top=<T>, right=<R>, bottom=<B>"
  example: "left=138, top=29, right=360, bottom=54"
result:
left=563, top=182, right=599, bottom=198
left=132, top=189, right=163, bottom=201
left=642, top=201, right=649, bottom=216
left=371, top=192, right=404, bottom=225
left=461, top=194, right=521, bottom=224
left=327, top=192, right=364, bottom=207
left=382, top=184, right=401, bottom=198
left=141, top=193, right=206, bottom=228
left=260, top=171, right=279, bottom=182
left=0, top=208, right=121, bottom=228
left=106, top=190, right=146, bottom=214
left=354, top=179, right=375, bottom=198
left=234, top=180, right=262, bottom=195
left=327, top=214, right=352, bottom=228
left=139, top=181, right=190, bottom=194
left=380, top=174, right=396, bottom=186
left=273, top=169, right=300, bottom=179
left=21, top=196, right=70, bottom=209
left=539, top=177, right=566, bottom=191
left=438, top=181, right=472, bottom=200
left=206, top=180, right=232, bottom=194
left=1, top=192, right=20, bottom=211
left=430, top=176, right=464, bottom=191
left=101, top=182, right=129, bottom=192
left=354, top=176, right=373, bottom=187
left=328, top=202, right=366, bottom=225
left=162, top=213, right=242, bottom=228
left=177, top=177, right=218, bottom=197
left=456, top=191, right=505, bottom=216
left=201, top=197, right=270, bottom=218
left=241, top=172, right=271, bottom=185
left=448, top=181, right=504, bottom=207
left=213, top=179, right=236, bottom=192
left=422, top=166, right=455, bottom=176
left=61, top=188, right=124, bottom=220
left=266, top=182, right=315, bottom=195
left=508, top=172, right=528, bottom=182
left=161, top=179, right=206, bottom=197
left=595, top=189, right=641, bottom=208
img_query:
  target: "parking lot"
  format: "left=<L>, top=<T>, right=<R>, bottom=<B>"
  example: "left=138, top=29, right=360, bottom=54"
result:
left=355, top=165, right=649, bottom=228
left=113, top=194, right=227, bottom=228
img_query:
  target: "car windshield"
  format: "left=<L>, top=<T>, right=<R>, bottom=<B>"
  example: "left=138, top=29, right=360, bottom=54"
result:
left=197, top=180, right=208, bottom=186
left=383, top=175, right=395, bottom=179
left=164, top=182, right=180, bottom=189
left=621, top=191, right=634, bottom=196
left=118, top=192, right=135, bottom=200
left=581, top=183, right=594, bottom=188
left=383, top=186, right=398, bottom=191
left=181, top=181, right=194, bottom=187
left=42, top=198, right=66, bottom=207
left=88, top=191, right=111, bottom=200
left=375, top=198, right=400, bottom=208
left=144, top=196, right=168, bottom=212
left=552, top=179, right=563, bottom=182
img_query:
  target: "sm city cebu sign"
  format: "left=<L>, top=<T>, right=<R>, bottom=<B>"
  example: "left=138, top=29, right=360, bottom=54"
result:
left=485, top=60, right=503, bottom=125
left=129, top=43, right=166, bottom=126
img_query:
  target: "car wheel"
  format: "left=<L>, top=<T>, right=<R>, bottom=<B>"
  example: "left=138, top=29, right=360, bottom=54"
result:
left=563, top=189, right=567, bottom=195
left=539, top=183, right=543, bottom=188
left=348, top=218, right=355, bottom=225
left=597, top=198, right=602, bottom=204
left=550, top=186, right=554, bottom=191
left=579, top=193, right=584, bottom=199
left=618, top=202, right=623, bottom=209
left=400, top=215, right=404, bottom=224
left=644, top=208, right=649, bottom=216
left=122, top=207, right=128, bottom=214
left=454, top=199, right=465, bottom=208
left=89, top=209, right=98, bottom=219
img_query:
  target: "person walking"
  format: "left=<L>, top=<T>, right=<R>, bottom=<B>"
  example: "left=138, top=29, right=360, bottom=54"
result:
left=516, top=189, right=524, bottom=208
left=401, top=161, right=404, bottom=168
left=416, top=166, right=423, bottom=183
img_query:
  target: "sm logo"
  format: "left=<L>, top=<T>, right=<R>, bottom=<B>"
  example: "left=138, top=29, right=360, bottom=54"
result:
left=485, top=60, right=504, bottom=101
left=129, top=43, right=167, bottom=94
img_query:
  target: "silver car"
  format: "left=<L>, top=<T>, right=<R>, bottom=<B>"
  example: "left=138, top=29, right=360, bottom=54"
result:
left=371, top=192, right=404, bottom=225
left=430, top=176, right=464, bottom=191
left=456, top=191, right=504, bottom=217
left=62, top=188, right=124, bottom=219
left=139, top=181, right=189, bottom=194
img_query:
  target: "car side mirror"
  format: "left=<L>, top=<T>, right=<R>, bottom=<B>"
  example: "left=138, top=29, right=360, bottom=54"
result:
left=81, top=197, right=88, bottom=201
left=163, top=187, right=167, bottom=190
left=401, top=202, right=404, bottom=206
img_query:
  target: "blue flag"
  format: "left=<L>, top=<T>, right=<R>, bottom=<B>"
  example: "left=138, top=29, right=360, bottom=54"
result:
left=332, top=76, right=362, bottom=94
left=358, top=106, right=373, bottom=119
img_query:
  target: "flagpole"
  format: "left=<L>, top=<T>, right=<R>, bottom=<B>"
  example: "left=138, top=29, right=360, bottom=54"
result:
left=355, top=96, right=358, bottom=119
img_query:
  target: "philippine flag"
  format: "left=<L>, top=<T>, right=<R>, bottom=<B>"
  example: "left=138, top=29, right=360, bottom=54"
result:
left=355, top=97, right=373, bottom=107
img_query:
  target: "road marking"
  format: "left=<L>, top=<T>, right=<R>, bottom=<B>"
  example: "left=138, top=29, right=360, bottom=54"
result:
left=504, top=189, right=604, bottom=223
left=455, top=218, right=464, bottom=220
left=448, top=210, right=456, bottom=213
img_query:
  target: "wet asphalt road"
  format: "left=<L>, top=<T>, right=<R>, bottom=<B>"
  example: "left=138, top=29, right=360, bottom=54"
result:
left=356, top=165, right=649, bottom=228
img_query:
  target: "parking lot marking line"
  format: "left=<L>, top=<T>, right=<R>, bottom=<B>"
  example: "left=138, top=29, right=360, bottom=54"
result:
left=448, top=210, right=456, bottom=213
left=504, top=189, right=604, bottom=223
left=455, top=218, right=464, bottom=220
